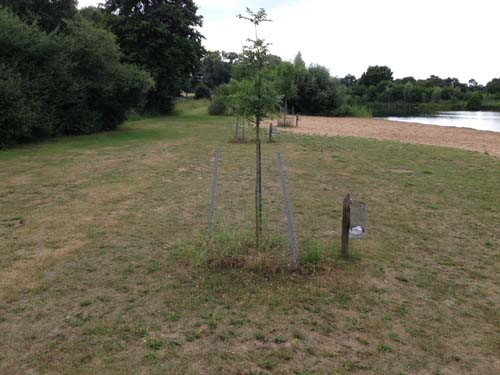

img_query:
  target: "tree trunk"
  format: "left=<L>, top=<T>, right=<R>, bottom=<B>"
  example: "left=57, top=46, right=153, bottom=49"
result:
left=283, top=100, right=287, bottom=126
left=255, top=121, right=263, bottom=248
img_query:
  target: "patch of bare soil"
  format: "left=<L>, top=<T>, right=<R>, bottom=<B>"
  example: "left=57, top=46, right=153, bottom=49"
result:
left=282, top=116, right=500, bottom=156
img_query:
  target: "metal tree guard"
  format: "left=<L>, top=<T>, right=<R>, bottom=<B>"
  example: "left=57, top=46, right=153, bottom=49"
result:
left=205, top=147, right=220, bottom=262
left=349, top=201, right=367, bottom=239
left=277, top=152, right=299, bottom=269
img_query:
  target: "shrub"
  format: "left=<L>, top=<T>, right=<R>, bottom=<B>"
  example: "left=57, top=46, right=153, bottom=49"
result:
left=59, top=18, right=154, bottom=134
left=208, top=95, right=227, bottom=115
left=0, top=9, right=64, bottom=144
left=194, top=83, right=211, bottom=99
left=294, top=65, right=346, bottom=116
left=0, top=9, right=153, bottom=147
left=465, top=92, right=482, bottom=111
left=332, top=104, right=372, bottom=118
left=0, top=65, right=36, bottom=147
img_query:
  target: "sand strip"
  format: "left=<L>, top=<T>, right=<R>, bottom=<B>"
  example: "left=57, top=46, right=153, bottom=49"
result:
left=281, top=116, right=500, bottom=157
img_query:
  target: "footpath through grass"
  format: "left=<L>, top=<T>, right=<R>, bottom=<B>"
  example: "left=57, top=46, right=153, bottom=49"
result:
left=0, top=101, right=499, bottom=374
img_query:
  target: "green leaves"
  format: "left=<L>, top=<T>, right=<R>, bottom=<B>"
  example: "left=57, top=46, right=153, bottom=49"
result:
left=0, top=0, right=77, bottom=32
left=104, top=0, right=204, bottom=114
left=233, top=8, right=281, bottom=124
left=0, top=9, right=153, bottom=147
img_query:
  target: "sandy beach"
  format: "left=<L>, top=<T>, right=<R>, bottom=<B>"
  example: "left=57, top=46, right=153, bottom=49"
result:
left=280, top=116, right=500, bottom=157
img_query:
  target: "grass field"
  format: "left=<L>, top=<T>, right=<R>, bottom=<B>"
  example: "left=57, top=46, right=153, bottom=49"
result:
left=0, top=100, right=499, bottom=374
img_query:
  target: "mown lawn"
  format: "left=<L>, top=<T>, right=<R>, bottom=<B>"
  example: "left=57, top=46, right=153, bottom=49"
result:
left=0, top=101, right=498, bottom=374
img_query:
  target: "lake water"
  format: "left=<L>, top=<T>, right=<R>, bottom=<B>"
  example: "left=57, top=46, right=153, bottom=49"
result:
left=382, top=111, right=500, bottom=133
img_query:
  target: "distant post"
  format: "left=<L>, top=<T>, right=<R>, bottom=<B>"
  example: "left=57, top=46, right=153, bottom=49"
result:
left=341, top=194, right=351, bottom=258
left=235, top=116, right=239, bottom=140
left=268, top=123, right=273, bottom=142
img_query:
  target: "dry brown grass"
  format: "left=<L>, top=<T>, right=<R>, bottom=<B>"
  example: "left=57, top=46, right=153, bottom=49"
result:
left=0, top=104, right=498, bottom=374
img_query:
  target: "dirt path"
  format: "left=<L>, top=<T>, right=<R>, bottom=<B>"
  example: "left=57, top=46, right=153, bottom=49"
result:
left=281, top=116, right=500, bottom=157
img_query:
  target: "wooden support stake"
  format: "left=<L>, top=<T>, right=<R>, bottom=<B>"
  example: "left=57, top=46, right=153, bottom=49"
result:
left=235, top=116, right=239, bottom=140
left=341, top=194, right=351, bottom=259
left=268, top=123, right=273, bottom=142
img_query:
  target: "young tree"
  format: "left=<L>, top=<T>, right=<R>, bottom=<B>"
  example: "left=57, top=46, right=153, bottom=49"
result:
left=277, top=61, right=297, bottom=125
left=237, top=8, right=281, bottom=248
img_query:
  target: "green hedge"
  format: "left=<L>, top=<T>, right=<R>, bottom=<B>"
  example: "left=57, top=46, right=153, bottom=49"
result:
left=0, top=10, right=154, bottom=148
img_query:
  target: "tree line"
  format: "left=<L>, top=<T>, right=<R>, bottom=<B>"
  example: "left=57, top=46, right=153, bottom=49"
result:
left=2, top=1, right=500, bottom=147
left=195, top=52, right=500, bottom=118
left=0, top=0, right=203, bottom=147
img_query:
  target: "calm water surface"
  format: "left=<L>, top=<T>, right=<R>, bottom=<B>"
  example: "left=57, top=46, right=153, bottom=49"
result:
left=382, top=111, right=500, bottom=133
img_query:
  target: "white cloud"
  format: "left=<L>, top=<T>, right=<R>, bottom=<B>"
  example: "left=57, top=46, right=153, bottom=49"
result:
left=202, top=0, right=500, bottom=84
left=78, top=0, right=500, bottom=84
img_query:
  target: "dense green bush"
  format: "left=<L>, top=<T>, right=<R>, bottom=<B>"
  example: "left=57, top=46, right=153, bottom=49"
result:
left=0, top=65, right=36, bottom=146
left=208, top=96, right=227, bottom=115
left=60, top=18, right=154, bottom=134
left=0, top=9, right=61, bottom=146
left=333, top=104, right=372, bottom=117
left=486, top=78, right=500, bottom=94
left=194, top=83, right=211, bottom=99
left=294, top=65, right=346, bottom=116
left=0, top=9, right=153, bottom=147
left=465, top=92, right=482, bottom=111
left=0, top=0, right=77, bottom=32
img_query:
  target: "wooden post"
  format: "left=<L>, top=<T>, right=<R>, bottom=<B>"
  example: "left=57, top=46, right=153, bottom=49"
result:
left=341, top=194, right=351, bottom=259
left=295, top=115, right=299, bottom=127
left=283, top=100, right=287, bottom=127
left=235, top=116, right=239, bottom=140
left=268, top=123, right=273, bottom=142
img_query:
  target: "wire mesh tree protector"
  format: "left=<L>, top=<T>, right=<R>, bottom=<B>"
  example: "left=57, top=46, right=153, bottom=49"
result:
left=277, top=152, right=299, bottom=268
left=205, top=147, right=220, bottom=261
left=349, top=201, right=367, bottom=239
left=258, top=139, right=263, bottom=235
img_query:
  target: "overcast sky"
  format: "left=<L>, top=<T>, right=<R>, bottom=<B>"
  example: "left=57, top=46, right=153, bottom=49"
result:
left=78, top=0, right=500, bottom=84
